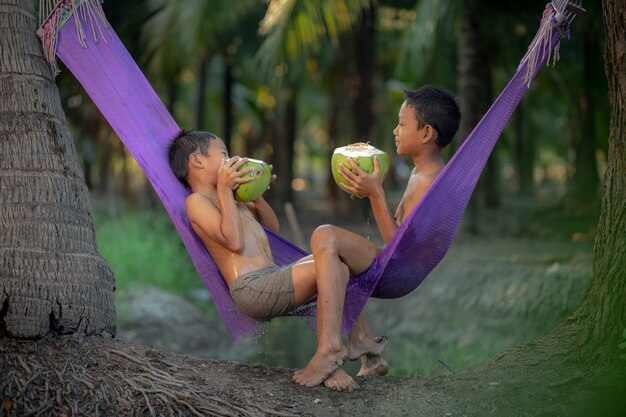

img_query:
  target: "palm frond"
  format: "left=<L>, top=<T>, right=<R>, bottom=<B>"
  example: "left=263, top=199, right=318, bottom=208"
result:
left=142, top=0, right=186, bottom=80
left=257, top=0, right=373, bottom=73
left=144, top=0, right=258, bottom=61
left=394, top=0, right=455, bottom=80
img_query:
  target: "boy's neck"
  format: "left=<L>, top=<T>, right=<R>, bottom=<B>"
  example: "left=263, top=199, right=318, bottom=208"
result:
left=189, top=176, right=218, bottom=197
left=411, top=148, right=444, bottom=174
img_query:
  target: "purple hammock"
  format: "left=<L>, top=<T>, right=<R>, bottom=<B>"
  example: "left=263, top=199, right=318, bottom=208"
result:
left=38, top=1, right=578, bottom=342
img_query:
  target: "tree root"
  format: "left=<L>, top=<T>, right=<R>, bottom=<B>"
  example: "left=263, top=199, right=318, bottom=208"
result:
left=1, top=338, right=301, bottom=417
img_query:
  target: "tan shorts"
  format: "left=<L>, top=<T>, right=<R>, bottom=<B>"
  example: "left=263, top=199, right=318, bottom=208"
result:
left=229, top=264, right=296, bottom=319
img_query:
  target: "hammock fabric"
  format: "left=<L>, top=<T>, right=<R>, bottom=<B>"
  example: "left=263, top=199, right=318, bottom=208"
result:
left=39, top=1, right=573, bottom=342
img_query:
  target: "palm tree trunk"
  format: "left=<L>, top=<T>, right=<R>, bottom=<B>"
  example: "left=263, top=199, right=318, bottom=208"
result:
left=195, top=54, right=209, bottom=130
left=165, top=79, right=178, bottom=116
left=0, top=0, right=116, bottom=338
left=222, top=57, right=234, bottom=152
left=351, top=3, right=377, bottom=142
left=457, top=0, right=495, bottom=230
left=326, top=80, right=341, bottom=211
left=568, top=21, right=600, bottom=201
left=514, top=102, right=535, bottom=195
left=273, top=89, right=296, bottom=205
left=575, top=0, right=626, bottom=352
left=504, top=0, right=626, bottom=363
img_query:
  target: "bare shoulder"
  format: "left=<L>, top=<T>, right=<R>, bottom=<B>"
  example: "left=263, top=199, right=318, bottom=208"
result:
left=398, top=169, right=441, bottom=222
left=186, top=192, right=209, bottom=207
left=186, top=193, right=218, bottom=218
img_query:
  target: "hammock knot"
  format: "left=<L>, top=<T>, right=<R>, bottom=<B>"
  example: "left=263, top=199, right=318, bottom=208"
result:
left=518, top=2, right=571, bottom=88
left=37, top=0, right=111, bottom=76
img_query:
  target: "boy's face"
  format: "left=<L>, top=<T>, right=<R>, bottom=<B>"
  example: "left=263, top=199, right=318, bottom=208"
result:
left=193, top=138, right=229, bottom=183
left=393, top=101, right=428, bottom=156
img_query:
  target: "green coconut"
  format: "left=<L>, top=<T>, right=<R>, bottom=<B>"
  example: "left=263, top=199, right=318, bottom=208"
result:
left=331, top=142, right=390, bottom=199
left=233, top=158, right=271, bottom=202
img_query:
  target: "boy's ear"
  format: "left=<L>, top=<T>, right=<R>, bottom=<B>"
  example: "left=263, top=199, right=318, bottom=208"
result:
left=189, top=152, right=203, bottom=168
left=421, top=124, right=438, bottom=144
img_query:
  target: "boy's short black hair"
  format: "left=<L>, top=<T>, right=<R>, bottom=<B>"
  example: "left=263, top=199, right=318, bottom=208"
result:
left=403, top=86, right=461, bottom=148
left=167, top=130, right=219, bottom=188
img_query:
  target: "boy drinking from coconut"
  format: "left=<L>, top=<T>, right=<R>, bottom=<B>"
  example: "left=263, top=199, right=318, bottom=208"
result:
left=168, top=130, right=387, bottom=392
left=293, top=85, right=461, bottom=389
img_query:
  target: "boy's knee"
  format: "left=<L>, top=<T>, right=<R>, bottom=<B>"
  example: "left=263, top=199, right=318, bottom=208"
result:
left=311, top=224, right=340, bottom=253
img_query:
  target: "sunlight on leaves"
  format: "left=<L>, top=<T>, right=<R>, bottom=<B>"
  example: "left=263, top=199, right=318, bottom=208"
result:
left=256, top=0, right=372, bottom=73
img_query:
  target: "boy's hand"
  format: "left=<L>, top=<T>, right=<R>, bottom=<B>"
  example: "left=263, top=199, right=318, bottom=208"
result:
left=250, top=164, right=277, bottom=205
left=338, top=156, right=383, bottom=198
left=267, top=164, right=277, bottom=191
left=217, top=156, right=254, bottom=191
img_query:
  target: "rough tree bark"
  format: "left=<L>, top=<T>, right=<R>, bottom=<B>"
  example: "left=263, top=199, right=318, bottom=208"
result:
left=0, top=0, right=115, bottom=338
left=575, top=0, right=626, bottom=352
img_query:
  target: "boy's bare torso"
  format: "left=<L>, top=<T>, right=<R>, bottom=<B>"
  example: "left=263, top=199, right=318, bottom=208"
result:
left=189, top=194, right=274, bottom=286
left=394, top=166, right=443, bottom=223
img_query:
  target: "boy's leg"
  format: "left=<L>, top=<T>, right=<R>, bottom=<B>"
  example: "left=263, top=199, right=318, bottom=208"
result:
left=289, top=226, right=387, bottom=387
left=311, top=225, right=381, bottom=276
left=292, top=225, right=383, bottom=387
left=291, top=249, right=350, bottom=387
left=291, top=255, right=318, bottom=306
left=348, top=314, right=387, bottom=359
left=290, top=256, right=358, bottom=392
left=310, top=225, right=389, bottom=376
left=349, top=315, right=389, bottom=376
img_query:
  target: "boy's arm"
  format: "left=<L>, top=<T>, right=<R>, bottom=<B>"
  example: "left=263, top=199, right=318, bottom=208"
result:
left=187, top=157, right=254, bottom=253
left=338, top=156, right=398, bottom=243
left=187, top=191, right=245, bottom=252
left=368, top=187, right=399, bottom=243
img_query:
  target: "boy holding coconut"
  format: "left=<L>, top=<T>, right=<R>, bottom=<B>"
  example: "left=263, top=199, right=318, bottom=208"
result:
left=168, top=130, right=386, bottom=392
left=294, top=85, right=461, bottom=390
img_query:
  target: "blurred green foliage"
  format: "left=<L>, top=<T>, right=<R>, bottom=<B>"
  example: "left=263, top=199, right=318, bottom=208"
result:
left=93, top=209, right=201, bottom=297
left=60, top=0, right=608, bottom=213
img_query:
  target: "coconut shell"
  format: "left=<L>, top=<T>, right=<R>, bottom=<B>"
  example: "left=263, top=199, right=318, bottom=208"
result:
left=331, top=142, right=390, bottom=198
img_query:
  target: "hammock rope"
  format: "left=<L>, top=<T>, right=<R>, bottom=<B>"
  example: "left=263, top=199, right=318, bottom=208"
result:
left=38, top=0, right=579, bottom=342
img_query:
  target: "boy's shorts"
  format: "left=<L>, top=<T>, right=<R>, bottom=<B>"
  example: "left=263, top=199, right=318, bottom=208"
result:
left=229, top=264, right=296, bottom=319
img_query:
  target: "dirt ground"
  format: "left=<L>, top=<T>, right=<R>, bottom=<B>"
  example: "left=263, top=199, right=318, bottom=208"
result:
left=1, top=335, right=623, bottom=417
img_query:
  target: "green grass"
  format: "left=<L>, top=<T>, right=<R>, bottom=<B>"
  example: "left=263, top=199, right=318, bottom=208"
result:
left=385, top=340, right=499, bottom=377
left=92, top=209, right=212, bottom=311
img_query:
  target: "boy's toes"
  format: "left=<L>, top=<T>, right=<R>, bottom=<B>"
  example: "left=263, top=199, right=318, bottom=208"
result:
left=324, top=369, right=358, bottom=392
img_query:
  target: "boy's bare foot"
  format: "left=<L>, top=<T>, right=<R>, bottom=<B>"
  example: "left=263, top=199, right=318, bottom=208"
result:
left=292, top=346, right=348, bottom=388
left=348, top=335, right=388, bottom=360
left=357, top=353, right=389, bottom=377
left=324, top=369, right=359, bottom=392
